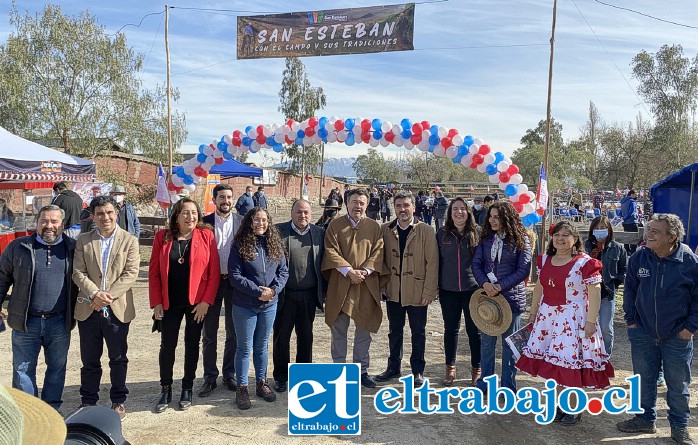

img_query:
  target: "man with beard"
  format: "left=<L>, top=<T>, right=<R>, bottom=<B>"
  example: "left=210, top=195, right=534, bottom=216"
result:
left=322, top=188, right=384, bottom=388
left=198, top=184, right=243, bottom=397
left=375, top=191, right=438, bottom=386
left=0, top=205, right=78, bottom=410
left=72, top=196, right=140, bottom=420
left=272, top=199, right=326, bottom=392
left=51, top=182, right=83, bottom=239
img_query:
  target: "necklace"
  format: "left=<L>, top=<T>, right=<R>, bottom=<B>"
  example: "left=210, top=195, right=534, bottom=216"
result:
left=177, top=239, right=190, bottom=264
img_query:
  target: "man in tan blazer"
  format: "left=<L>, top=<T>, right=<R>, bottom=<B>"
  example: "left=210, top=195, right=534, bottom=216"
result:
left=73, top=195, right=140, bottom=420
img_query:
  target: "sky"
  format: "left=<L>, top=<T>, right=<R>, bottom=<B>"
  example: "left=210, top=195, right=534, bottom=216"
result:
left=2, top=0, right=698, bottom=166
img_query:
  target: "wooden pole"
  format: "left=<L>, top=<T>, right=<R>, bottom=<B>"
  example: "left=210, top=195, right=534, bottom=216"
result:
left=319, top=143, right=325, bottom=205
left=165, top=5, right=173, bottom=180
left=540, top=0, right=558, bottom=249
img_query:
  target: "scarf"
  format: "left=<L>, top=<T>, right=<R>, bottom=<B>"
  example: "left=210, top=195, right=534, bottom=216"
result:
left=491, top=232, right=506, bottom=263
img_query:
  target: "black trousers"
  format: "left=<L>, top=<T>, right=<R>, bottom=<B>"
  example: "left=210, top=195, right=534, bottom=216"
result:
left=159, top=305, right=204, bottom=389
left=439, top=289, right=481, bottom=367
left=78, top=310, right=130, bottom=404
left=623, top=223, right=639, bottom=255
left=272, top=291, right=317, bottom=382
left=385, top=300, right=428, bottom=374
left=201, top=279, right=236, bottom=382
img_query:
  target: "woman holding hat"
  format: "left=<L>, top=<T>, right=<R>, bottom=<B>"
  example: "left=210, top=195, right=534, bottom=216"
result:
left=316, top=198, right=342, bottom=229
left=517, top=221, right=614, bottom=426
left=472, top=202, right=532, bottom=393
left=436, top=197, right=481, bottom=386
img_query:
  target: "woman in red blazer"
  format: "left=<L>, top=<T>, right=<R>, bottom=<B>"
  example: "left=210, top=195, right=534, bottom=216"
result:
left=149, top=197, right=220, bottom=413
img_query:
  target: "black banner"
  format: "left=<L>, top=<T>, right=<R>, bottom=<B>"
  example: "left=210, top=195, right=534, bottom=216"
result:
left=237, top=3, right=415, bottom=59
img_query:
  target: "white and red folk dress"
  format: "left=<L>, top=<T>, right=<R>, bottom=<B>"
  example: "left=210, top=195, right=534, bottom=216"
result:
left=516, top=253, right=615, bottom=389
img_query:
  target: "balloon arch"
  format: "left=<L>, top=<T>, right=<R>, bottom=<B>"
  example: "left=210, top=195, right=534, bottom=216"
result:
left=169, top=116, right=543, bottom=227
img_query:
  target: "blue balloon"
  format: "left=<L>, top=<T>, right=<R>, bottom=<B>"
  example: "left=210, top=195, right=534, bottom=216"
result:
left=401, top=130, right=412, bottom=140
left=265, top=136, right=275, bottom=146
left=273, top=144, right=284, bottom=153
left=294, top=137, right=303, bottom=146
left=453, top=154, right=463, bottom=164
left=242, top=137, right=252, bottom=146
left=345, top=118, right=355, bottom=130
left=505, top=184, right=518, bottom=197
left=458, top=144, right=468, bottom=155
left=494, top=152, right=505, bottom=163
left=430, top=125, right=439, bottom=135
left=217, top=141, right=227, bottom=151
left=244, top=126, right=254, bottom=135
left=198, top=144, right=207, bottom=154
left=220, top=143, right=229, bottom=153
left=373, top=130, right=383, bottom=140
left=429, top=134, right=440, bottom=145
left=223, top=152, right=233, bottom=160
left=428, top=144, right=435, bottom=153
left=372, top=118, right=382, bottom=131
left=486, top=164, right=498, bottom=176
left=296, top=130, right=305, bottom=139
left=196, top=153, right=207, bottom=164
left=318, top=117, right=328, bottom=128
left=176, top=167, right=186, bottom=178
left=463, top=135, right=474, bottom=147
left=400, top=118, right=412, bottom=131
left=183, top=175, right=194, bottom=185
left=318, top=128, right=328, bottom=139
left=346, top=133, right=355, bottom=146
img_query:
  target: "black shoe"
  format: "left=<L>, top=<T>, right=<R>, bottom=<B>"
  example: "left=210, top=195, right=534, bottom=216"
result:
left=616, top=417, right=657, bottom=434
left=361, top=373, right=376, bottom=389
left=553, top=408, right=565, bottom=422
left=236, top=386, right=251, bottom=410
left=413, top=373, right=425, bottom=387
left=179, top=389, right=192, bottom=410
left=198, top=380, right=217, bottom=398
left=560, top=413, right=582, bottom=426
left=671, top=426, right=695, bottom=445
left=256, top=380, right=277, bottom=402
left=273, top=380, right=287, bottom=393
left=155, top=385, right=172, bottom=413
left=375, top=368, right=401, bottom=382
left=222, top=377, right=238, bottom=391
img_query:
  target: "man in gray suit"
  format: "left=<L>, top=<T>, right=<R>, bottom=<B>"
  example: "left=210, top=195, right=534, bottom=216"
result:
left=198, top=184, right=243, bottom=397
left=272, top=199, right=326, bottom=392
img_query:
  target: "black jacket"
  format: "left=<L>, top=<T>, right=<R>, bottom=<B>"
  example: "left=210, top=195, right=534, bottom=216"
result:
left=52, top=190, right=83, bottom=227
left=0, top=234, right=78, bottom=333
left=275, top=222, right=327, bottom=310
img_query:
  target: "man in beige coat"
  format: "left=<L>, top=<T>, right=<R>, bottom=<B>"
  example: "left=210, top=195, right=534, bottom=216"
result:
left=375, top=190, right=438, bottom=386
left=72, top=196, right=140, bottom=420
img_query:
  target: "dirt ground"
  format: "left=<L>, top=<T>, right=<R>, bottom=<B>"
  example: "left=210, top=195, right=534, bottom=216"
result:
left=1, top=246, right=697, bottom=445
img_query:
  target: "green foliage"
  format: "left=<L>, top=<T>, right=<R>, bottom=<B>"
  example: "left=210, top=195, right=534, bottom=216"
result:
left=352, top=148, right=399, bottom=183
left=0, top=3, right=187, bottom=162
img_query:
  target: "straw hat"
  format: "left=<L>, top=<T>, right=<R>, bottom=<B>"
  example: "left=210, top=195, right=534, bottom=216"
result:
left=0, top=385, right=66, bottom=445
left=469, top=288, right=513, bottom=336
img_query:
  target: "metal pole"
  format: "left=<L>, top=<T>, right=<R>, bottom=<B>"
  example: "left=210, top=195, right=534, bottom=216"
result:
left=687, top=169, right=696, bottom=243
left=165, top=5, right=173, bottom=181
left=539, top=0, right=558, bottom=250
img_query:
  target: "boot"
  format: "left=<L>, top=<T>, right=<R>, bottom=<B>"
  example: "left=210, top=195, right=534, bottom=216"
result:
left=155, top=385, right=172, bottom=413
left=471, top=367, right=481, bottom=386
left=443, top=365, right=456, bottom=386
left=179, top=389, right=192, bottom=410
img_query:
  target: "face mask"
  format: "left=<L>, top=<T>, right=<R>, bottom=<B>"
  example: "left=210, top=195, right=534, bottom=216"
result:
left=247, top=192, right=252, bottom=197
left=327, top=210, right=338, bottom=217
left=474, top=204, right=482, bottom=211
left=258, top=192, right=264, bottom=196
left=114, top=195, right=124, bottom=203
left=52, top=191, right=56, bottom=198
left=593, top=229, right=609, bottom=240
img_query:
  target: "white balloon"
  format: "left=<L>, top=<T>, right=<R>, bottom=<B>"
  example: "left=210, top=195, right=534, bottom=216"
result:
left=489, top=174, right=500, bottom=184
left=433, top=146, right=445, bottom=157
left=184, top=183, right=196, bottom=192
left=304, top=137, right=314, bottom=147
left=336, top=132, right=347, bottom=142
left=527, top=191, right=536, bottom=202
left=274, top=133, right=285, bottom=144
left=247, top=129, right=256, bottom=139
left=239, top=145, right=249, bottom=154
left=505, top=157, right=513, bottom=165
left=499, top=182, right=508, bottom=190
left=327, top=132, right=337, bottom=143
left=353, top=126, right=362, bottom=136
left=462, top=154, right=473, bottom=166
left=497, top=161, right=510, bottom=172
left=203, top=146, right=213, bottom=156
left=446, top=146, right=458, bottom=158
left=418, top=140, right=429, bottom=151
left=183, top=165, right=194, bottom=176
left=172, top=176, right=184, bottom=187
left=393, top=135, right=404, bottom=146
left=422, top=130, right=431, bottom=140
left=213, top=149, right=224, bottom=158
left=524, top=203, right=536, bottom=214
left=291, top=122, right=300, bottom=132
left=392, top=124, right=402, bottom=135
left=325, top=122, right=334, bottom=132
left=483, top=153, right=495, bottom=165
left=369, top=139, right=379, bottom=147
left=452, top=134, right=464, bottom=146
left=468, top=144, right=480, bottom=155
left=329, top=115, right=339, bottom=123
left=223, top=134, right=232, bottom=144
left=518, top=184, right=529, bottom=194
left=250, top=141, right=260, bottom=153
left=404, top=140, right=414, bottom=150
left=381, top=121, right=392, bottom=133
left=510, top=174, right=523, bottom=185
left=437, top=127, right=448, bottom=138
left=379, top=138, right=390, bottom=147
left=476, top=163, right=488, bottom=173
left=474, top=138, right=484, bottom=146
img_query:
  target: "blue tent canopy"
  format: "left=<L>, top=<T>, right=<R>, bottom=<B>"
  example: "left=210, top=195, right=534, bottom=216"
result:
left=174, top=158, right=262, bottom=179
left=650, top=162, right=698, bottom=249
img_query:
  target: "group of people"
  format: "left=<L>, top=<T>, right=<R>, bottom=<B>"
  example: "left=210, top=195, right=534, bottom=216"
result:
left=0, top=182, right=696, bottom=444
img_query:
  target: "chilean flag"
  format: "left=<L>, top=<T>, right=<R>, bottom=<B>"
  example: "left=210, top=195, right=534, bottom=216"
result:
left=155, top=163, right=170, bottom=209
left=535, top=164, right=548, bottom=216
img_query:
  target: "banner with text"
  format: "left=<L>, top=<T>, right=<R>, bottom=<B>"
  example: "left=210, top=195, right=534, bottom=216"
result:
left=236, top=3, right=415, bottom=59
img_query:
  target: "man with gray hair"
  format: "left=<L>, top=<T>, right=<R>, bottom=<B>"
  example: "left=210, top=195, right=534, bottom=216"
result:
left=618, top=213, right=698, bottom=445
left=375, top=190, right=438, bottom=386
left=0, top=205, right=78, bottom=410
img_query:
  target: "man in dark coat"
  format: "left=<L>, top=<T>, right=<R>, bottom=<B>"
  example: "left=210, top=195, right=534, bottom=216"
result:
left=51, top=182, right=83, bottom=239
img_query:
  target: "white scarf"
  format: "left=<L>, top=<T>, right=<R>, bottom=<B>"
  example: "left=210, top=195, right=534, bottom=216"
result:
left=491, top=232, right=506, bottom=263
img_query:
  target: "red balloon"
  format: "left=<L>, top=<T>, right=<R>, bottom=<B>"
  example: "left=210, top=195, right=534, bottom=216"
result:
left=167, top=181, right=177, bottom=191
left=233, top=130, right=241, bottom=138
left=478, top=144, right=490, bottom=155
left=499, top=172, right=511, bottom=183
left=507, top=164, right=519, bottom=175
left=232, top=137, right=242, bottom=147
left=256, top=125, right=264, bottom=135
left=194, top=167, right=205, bottom=177
left=334, top=120, right=345, bottom=131
left=412, top=123, right=423, bottom=134
left=214, top=157, right=224, bottom=165
left=361, top=132, right=371, bottom=143
left=536, top=208, right=546, bottom=216
left=304, top=127, right=316, bottom=137
left=361, top=119, right=372, bottom=132
left=285, top=136, right=294, bottom=144
left=384, top=132, right=395, bottom=143
left=256, top=134, right=266, bottom=144
left=512, top=201, right=524, bottom=213
left=472, top=154, right=484, bottom=165
left=209, top=144, right=216, bottom=150
left=441, top=137, right=452, bottom=148
left=286, top=119, right=295, bottom=127
left=421, top=120, right=430, bottom=130
left=448, top=128, right=459, bottom=137
left=410, top=134, right=422, bottom=145
left=308, top=117, right=318, bottom=128
left=519, top=194, right=531, bottom=204
left=469, top=162, right=478, bottom=169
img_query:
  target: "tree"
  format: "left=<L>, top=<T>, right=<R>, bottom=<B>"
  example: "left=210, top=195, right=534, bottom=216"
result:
left=352, top=148, right=399, bottom=183
left=278, top=57, right=326, bottom=177
left=597, top=114, right=655, bottom=189
left=0, top=4, right=187, bottom=161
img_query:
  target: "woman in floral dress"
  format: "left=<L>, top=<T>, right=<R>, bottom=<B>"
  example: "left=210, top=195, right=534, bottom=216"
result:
left=516, top=221, right=614, bottom=426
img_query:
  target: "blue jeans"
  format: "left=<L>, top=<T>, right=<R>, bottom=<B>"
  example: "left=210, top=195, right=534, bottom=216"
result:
left=599, top=298, right=615, bottom=356
left=628, top=327, right=692, bottom=428
left=232, top=303, right=276, bottom=387
left=12, top=314, right=71, bottom=409
left=477, top=313, right=521, bottom=392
